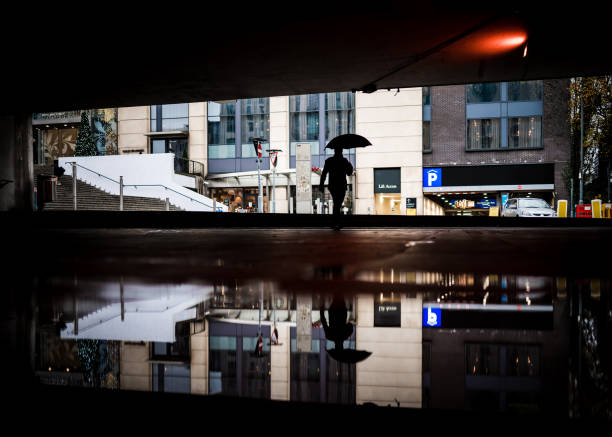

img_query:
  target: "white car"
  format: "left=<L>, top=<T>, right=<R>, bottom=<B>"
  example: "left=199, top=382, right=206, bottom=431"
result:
left=502, top=197, right=556, bottom=217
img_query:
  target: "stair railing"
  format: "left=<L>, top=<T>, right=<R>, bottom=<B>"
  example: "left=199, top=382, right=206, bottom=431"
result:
left=68, top=162, right=220, bottom=212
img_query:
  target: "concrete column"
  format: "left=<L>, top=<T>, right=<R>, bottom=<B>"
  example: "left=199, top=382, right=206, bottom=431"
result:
left=0, top=114, right=33, bottom=211
left=271, top=325, right=290, bottom=401
left=188, top=102, right=207, bottom=171
left=191, top=319, right=209, bottom=395
left=120, top=342, right=152, bottom=391
left=356, top=293, right=422, bottom=407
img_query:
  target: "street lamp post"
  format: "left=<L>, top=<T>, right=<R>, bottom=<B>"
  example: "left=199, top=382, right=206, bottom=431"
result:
left=252, top=138, right=266, bottom=213
left=268, top=148, right=281, bottom=213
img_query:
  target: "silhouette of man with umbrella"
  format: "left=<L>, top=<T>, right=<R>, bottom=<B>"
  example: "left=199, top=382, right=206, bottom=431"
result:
left=319, top=134, right=371, bottom=217
left=320, top=294, right=371, bottom=364
left=319, top=148, right=353, bottom=216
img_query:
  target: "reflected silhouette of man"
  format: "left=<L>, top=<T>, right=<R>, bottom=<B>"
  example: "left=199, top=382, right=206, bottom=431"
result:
left=320, top=294, right=353, bottom=350
left=319, top=148, right=353, bottom=215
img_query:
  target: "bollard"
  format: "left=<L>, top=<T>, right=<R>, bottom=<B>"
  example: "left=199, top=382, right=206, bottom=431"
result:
left=557, top=199, right=568, bottom=218
left=591, top=199, right=602, bottom=218
left=213, top=199, right=216, bottom=212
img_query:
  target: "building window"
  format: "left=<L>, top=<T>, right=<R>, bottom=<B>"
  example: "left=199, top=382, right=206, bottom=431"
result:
left=325, top=92, right=355, bottom=155
left=508, top=81, right=543, bottom=102
left=467, top=118, right=501, bottom=149
left=241, top=98, right=270, bottom=158
left=290, top=94, right=319, bottom=156
left=466, top=83, right=500, bottom=103
left=150, top=104, right=189, bottom=132
left=207, top=101, right=236, bottom=158
left=423, top=86, right=431, bottom=105
left=508, top=116, right=542, bottom=148
left=423, top=121, right=431, bottom=151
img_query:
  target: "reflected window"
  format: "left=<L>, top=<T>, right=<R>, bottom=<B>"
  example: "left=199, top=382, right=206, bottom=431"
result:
left=466, top=83, right=500, bottom=103
left=242, top=336, right=271, bottom=399
left=207, top=101, right=236, bottom=158
left=150, top=104, right=189, bottom=132
left=467, top=118, right=501, bottom=149
left=209, top=336, right=238, bottom=396
left=466, top=344, right=499, bottom=376
left=508, top=117, right=542, bottom=148
left=290, top=328, right=356, bottom=405
left=423, top=86, right=431, bottom=105
left=290, top=339, right=321, bottom=403
left=508, top=81, right=543, bottom=101
left=507, top=345, right=540, bottom=377
left=152, top=363, right=190, bottom=393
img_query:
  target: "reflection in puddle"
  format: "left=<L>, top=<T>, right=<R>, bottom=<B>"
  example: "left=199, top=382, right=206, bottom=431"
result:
left=20, top=273, right=612, bottom=418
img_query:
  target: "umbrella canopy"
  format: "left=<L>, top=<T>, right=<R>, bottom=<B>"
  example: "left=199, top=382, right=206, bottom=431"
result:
left=326, top=348, right=372, bottom=364
left=325, top=134, right=372, bottom=150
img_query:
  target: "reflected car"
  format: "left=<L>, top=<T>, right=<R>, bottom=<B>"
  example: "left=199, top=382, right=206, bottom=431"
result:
left=502, top=198, right=556, bottom=217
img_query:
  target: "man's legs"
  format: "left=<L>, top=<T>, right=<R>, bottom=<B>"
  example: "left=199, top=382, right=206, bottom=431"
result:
left=330, top=188, right=346, bottom=215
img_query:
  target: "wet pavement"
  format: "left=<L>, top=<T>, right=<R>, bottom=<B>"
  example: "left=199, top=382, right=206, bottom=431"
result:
left=2, top=213, right=611, bottom=427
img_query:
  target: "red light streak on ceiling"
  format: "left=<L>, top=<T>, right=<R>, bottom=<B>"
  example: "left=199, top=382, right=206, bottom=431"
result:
left=450, top=21, right=528, bottom=58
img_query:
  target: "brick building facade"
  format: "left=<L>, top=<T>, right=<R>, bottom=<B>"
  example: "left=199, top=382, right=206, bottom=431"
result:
left=423, top=79, right=570, bottom=215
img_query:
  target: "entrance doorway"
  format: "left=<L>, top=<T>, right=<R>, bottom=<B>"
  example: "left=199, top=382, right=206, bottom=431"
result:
left=375, top=193, right=402, bottom=215
left=151, top=138, right=188, bottom=173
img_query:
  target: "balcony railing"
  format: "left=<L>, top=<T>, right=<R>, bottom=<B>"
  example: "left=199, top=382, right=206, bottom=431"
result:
left=175, top=157, right=205, bottom=177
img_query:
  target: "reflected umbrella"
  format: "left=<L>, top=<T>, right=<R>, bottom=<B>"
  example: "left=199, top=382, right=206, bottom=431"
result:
left=321, top=293, right=372, bottom=364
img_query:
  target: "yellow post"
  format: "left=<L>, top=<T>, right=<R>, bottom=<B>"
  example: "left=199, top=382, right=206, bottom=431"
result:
left=603, top=203, right=612, bottom=219
left=591, top=199, right=602, bottom=218
left=557, top=200, right=567, bottom=218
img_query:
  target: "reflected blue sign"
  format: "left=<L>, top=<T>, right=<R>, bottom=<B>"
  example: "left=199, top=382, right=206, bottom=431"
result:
left=423, top=307, right=442, bottom=327
left=423, top=168, right=442, bottom=187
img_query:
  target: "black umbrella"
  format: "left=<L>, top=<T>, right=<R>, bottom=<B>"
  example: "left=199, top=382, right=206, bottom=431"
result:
left=325, top=134, right=372, bottom=150
left=326, top=348, right=372, bottom=364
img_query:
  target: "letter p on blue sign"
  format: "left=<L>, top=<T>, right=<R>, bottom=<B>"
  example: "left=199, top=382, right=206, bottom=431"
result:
left=424, top=168, right=442, bottom=187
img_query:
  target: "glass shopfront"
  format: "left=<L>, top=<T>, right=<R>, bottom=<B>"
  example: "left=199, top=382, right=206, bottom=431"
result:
left=209, top=187, right=269, bottom=213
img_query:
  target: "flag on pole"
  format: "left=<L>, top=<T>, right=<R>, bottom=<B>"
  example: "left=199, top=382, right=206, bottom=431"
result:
left=252, top=140, right=263, bottom=158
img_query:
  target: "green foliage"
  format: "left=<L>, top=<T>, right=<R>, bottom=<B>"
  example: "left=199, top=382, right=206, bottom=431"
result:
left=75, top=112, right=98, bottom=156
left=568, top=77, right=612, bottom=201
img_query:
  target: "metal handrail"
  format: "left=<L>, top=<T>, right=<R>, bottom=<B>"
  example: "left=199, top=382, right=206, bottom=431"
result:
left=71, top=162, right=121, bottom=185
left=68, top=162, right=215, bottom=210
left=122, top=183, right=210, bottom=208
left=174, top=156, right=205, bottom=177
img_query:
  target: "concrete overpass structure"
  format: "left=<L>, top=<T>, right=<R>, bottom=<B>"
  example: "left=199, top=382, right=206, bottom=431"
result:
left=1, top=5, right=611, bottom=210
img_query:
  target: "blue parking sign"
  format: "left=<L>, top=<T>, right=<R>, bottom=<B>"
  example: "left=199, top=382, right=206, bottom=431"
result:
left=423, top=307, right=442, bottom=327
left=423, top=168, right=442, bottom=187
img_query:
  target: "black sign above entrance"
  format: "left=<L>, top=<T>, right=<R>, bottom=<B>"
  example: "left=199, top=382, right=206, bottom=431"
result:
left=374, top=293, right=401, bottom=327
left=374, top=168, right=401, bottom=193
left=406, top=197, right=417, bottom=209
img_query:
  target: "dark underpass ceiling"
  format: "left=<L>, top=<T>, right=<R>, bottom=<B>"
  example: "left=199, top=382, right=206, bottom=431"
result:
left=6, top=4, right=612, bottom=114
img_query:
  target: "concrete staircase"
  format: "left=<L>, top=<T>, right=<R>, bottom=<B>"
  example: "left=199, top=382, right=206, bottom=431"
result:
left=35, top=165, right=182, bottom=211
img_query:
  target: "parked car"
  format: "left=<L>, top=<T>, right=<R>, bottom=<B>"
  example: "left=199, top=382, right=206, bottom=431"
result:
left=502, top=197, right=556, bottom=217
